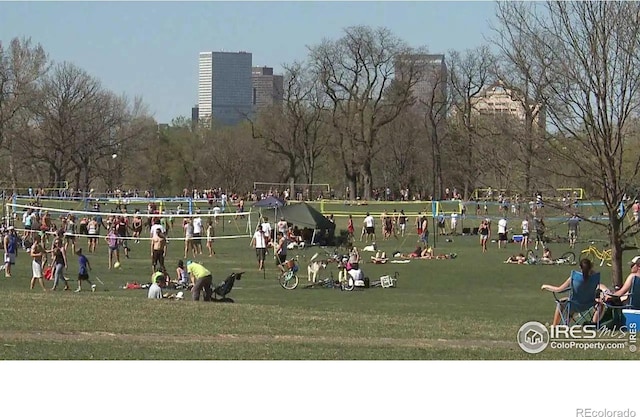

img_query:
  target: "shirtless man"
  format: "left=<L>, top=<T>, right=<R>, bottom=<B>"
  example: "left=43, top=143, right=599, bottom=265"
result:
left=30, top=234, right=47, bottom=291
left=150, top=229, right=167, bottom=275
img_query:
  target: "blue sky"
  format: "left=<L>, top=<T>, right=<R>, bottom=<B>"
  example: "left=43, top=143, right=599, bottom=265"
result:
left=0, top=1, right=498, bottom=123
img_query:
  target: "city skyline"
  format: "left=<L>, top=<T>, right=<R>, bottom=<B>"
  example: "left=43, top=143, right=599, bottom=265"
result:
left=0, top=1, right=498, bottom=123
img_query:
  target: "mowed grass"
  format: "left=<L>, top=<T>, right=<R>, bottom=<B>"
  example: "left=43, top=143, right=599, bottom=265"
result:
left=0, top=201, right=637, bottom=359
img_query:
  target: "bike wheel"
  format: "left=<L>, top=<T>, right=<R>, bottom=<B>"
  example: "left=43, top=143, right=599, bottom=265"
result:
left=527, top=250, right=538, bottom=264
left=558, top=251, right=576, bottom=265
left=279, top=272, right=298, bottom=290
left=341, top=278, right=355, bottom=291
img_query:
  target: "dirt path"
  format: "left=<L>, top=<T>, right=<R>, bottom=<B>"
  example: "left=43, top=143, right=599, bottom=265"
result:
left=0, top=330, right=516, bottom=350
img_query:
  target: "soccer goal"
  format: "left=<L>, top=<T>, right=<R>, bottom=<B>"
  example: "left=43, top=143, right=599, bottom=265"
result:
left=556, top=188, right=586, bottom=200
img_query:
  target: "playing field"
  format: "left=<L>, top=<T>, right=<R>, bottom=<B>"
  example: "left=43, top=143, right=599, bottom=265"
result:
left=0, top=198, right=636, bottom=360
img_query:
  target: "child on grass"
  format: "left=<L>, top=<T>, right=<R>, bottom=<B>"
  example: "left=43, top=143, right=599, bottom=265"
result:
left=74, top=248, right=95, bottom=292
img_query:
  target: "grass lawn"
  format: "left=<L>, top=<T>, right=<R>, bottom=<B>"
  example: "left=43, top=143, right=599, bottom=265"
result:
left=0, top=198, right=637, bottom=359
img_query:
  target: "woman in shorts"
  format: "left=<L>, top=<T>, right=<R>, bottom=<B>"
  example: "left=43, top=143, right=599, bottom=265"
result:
left=105, top=227, right=120, bottom=269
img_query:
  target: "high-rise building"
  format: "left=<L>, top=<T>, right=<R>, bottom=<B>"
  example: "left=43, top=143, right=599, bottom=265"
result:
left=395, top=53, right=448, bottom=109
left=198, top=51, right=253, bottom=126
left=251, top=66, right=284, bottom=113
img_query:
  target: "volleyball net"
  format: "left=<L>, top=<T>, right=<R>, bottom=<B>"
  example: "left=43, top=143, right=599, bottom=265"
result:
left=5, top=202, right=266, bottom=242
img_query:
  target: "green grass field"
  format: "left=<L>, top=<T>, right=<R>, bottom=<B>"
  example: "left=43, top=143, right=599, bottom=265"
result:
left=0, top=198, right=637, bottom=360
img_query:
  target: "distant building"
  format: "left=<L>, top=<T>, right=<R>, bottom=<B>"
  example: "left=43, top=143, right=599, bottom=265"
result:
left=251, top=66, right=284, bottom=113
left=470, top=81, right=545, bottom=128
left=198, top=51, right=253, bottom=126
left=191, top=105, right=199, bottom=128
left=395, top=53, right=447, bottom=109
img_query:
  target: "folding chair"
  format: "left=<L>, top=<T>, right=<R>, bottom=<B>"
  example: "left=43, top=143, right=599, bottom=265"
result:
left=604, top=276, right=640, bottom=327
left=553, top=270, right=601, bottom=326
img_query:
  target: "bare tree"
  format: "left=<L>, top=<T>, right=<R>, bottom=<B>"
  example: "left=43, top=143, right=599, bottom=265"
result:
left=493, top=1, right=640, bottom=286
left=0, top=37, right=49, bottom=190
left=309, top=26, right=423, bottom=200
left=448, top=46, right=496, bottom=199
left=415, top=56, right=449, bottom=199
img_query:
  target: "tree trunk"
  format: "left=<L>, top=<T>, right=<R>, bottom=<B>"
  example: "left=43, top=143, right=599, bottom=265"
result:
left=361, top=160, right=372, bottom=201
left=346, top=175, right=357, bottom=200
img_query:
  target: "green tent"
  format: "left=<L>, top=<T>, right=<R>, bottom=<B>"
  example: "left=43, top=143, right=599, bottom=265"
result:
left=279, top=202, right=335, bottom=232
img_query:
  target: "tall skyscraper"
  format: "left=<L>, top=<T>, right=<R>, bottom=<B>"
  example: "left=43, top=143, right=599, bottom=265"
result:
left=198, top=51, right=253, bottom=126
left=252, top=66, right=284, bottom=113
left=395, top=53, right=447, bottom=109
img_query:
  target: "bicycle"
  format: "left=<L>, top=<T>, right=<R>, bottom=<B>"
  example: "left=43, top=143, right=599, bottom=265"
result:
left=526, top=250, right=576, bottom=265
left=278, top=258, right=299, bottom=290
left=579, top=242, right=612, bottom=267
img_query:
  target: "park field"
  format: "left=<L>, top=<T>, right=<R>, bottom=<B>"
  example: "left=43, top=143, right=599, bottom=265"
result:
left=0, top=198, right=637, bottom=360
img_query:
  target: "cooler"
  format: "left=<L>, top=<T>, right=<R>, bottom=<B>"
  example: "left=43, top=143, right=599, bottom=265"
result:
left=622, top=309, right=640, bottom=327
left=512, top=234, right=523, bottom=243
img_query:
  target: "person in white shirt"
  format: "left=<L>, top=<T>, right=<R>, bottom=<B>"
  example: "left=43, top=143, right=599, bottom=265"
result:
left=363, top=213, right=375, bottom=243
left=450, top=212, right=459, bottom=235
left=149, top=218, right=165, bottom=238
left=497, top=217, right=508, bottom=249
left=277, top=217, right=288, bottom=236
left=250, top=224, right=267, bottom=271
left=521, top=217, right=530, bottom=251
left=193, top=212, right=203, bottom=255
left=261, top=217, right=272, bottom=245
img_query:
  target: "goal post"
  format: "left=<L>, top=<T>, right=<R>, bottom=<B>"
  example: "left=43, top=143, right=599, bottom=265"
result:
left=556, top=188, right=586, bottom=200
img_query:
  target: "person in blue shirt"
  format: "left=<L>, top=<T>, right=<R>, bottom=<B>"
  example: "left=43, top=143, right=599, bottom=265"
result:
left=74, top=248, right=95, bottom=292
left=3, top=226, right=18, bottom=278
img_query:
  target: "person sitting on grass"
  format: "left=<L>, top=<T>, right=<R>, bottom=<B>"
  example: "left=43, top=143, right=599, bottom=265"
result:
left=175, top=260, right=189, bottom=288
left=540, top=247, right=553, bottom=264
left=371, top=251, right=388, bottom=264
left=504, top=253, right=527, bottom=264
left=148, top=269, right=165, bottom=299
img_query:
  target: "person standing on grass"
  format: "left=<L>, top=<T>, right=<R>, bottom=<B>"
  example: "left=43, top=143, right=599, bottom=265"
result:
left=420, top=215, right=429, bottom=245
left=250, top=224, right=267, bottom=271
left=416, top=212, right=423, bottom=239
left=521, top=216, right=530, bottom=251
left=567, top=214, right=581, bottom=249
left=363, top=212, right=375, bottom=243
left=29, top=234, right=47, bottom=291
left=192, top=211, right=204, bottom=256
left=449, top=212, right=458, bottom=236
left=87, top=217, right=98, bottom=253
left=74, top=248, right=94, bottom=292
left=533, top=215, right=546, bottom=251
left=398, top=210, right=407, bottom=237
left=497, top=217, right=508, bottom=249
left=206, top=220, right=215, bottom=257
left=186, top=260, right=213, bottom=301
left=4, top=226, right=18, bottom=278
left=479, top=219, right=490, bottom=253
left=106, top=226, right=120, bottom=269
left=275, top=231, right=289, bottom=273
left=150, top=229, right=167, bottom=275
left=347, top=215, right=355, bottom=241
left=183, top=218, right=195, bottom=259
left=49, top=238, right=69, bottom=291
left=64, top=214, right=77, bottom=255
